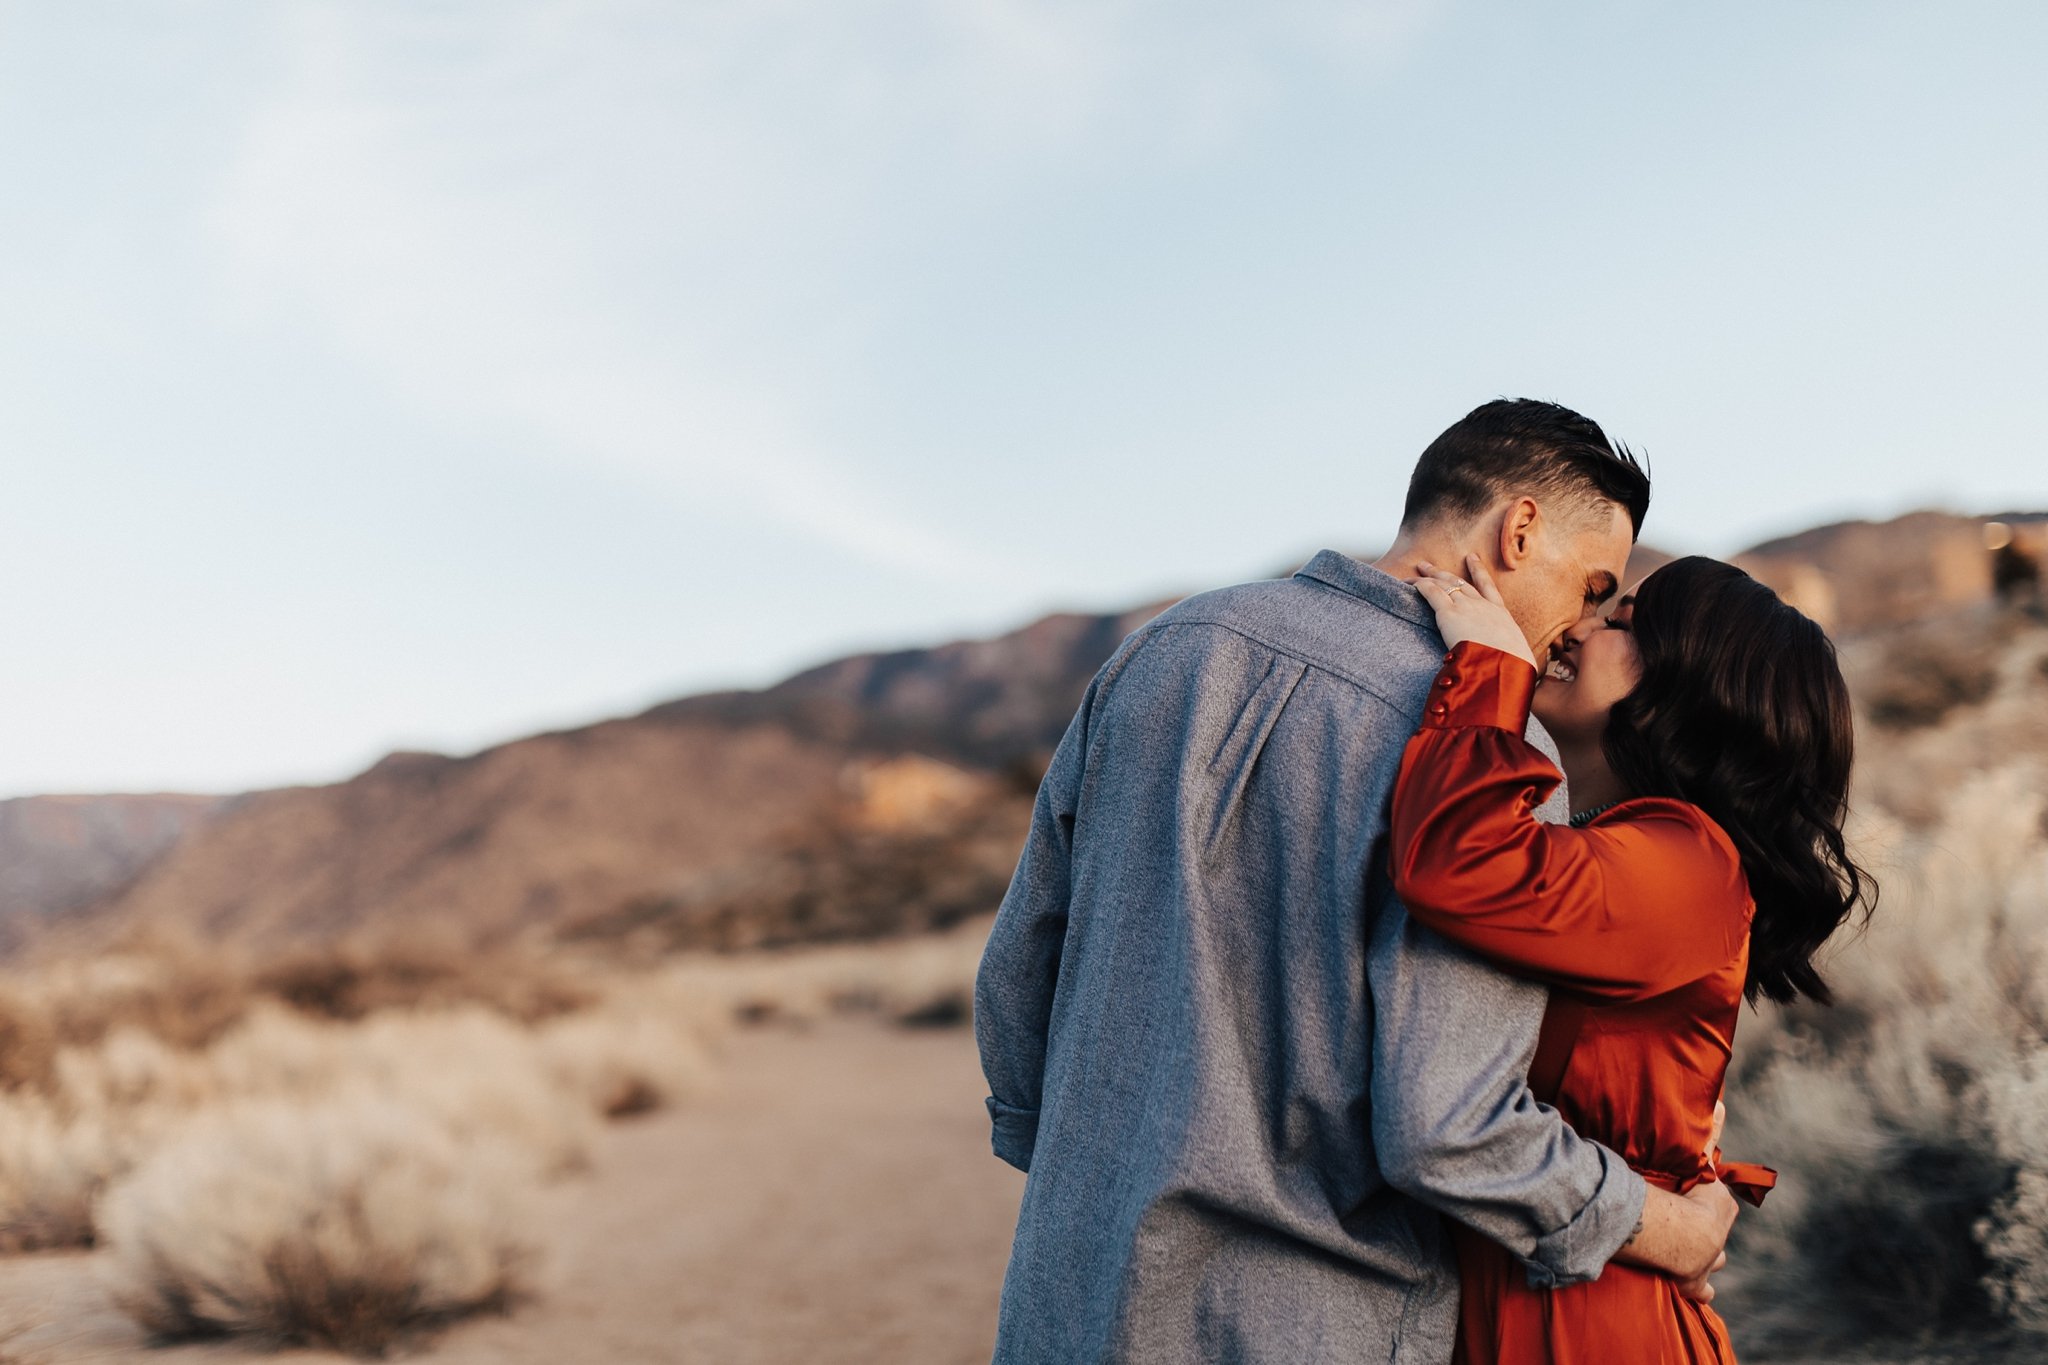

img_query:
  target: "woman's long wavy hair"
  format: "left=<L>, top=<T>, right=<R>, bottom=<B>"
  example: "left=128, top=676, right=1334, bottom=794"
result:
left=1603, top=556, right=1874, bottom=1006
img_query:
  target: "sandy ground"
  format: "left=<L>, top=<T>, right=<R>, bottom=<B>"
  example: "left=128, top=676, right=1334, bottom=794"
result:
left=0, top=1019, right=1991, bottom=1365
left=0, top=1020, right=1025, bottom=1365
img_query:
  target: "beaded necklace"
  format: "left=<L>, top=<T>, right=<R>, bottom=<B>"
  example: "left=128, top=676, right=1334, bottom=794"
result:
left=1568, top=801, right=1622, bottom=829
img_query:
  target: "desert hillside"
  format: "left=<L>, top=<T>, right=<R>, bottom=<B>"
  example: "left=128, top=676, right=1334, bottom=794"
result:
left=0, top=795, right=222, bottom=946
left=1735, top=508, right=2047, bottom=634
left=33, top=603, right=1168, bottom=957
left=46, top=722, right=954, bottom=954
left=23, top=509, right=2043, bottom=960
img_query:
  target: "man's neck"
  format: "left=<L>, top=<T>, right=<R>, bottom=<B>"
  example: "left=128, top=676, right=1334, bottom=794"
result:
left=1369, top=530, right=1483, bottom=583
left=1550, top=735, right=1629, bottom=816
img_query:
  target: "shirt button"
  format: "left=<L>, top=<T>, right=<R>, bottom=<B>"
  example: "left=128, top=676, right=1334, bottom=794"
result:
left=1431, top=702, right=1449, bottom=716
left=1438, top=675, right=1457, bottom=688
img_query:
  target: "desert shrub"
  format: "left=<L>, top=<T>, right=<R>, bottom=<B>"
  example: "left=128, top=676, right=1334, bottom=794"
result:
left=0, top=936, right=603, bottom=1108
left=52, top=1026, right=213, bottom=1113
left=348, top=1010, right=596, bottom=1175
left=1847, top=630, right=2048, bottom=830
left=0, top=960, right=736, bottom=1253
left=1722, top=765, right=2048, bottom=1354
left=59, top=952, right=248, bottom=1052
left=99, top=1101, right=536, bottom=1356
left=535, top=1008, right=713, bottom=1119
left=203, top=1006, right=597, bottom=1177
left=0, top=953, right=241, bottom=1096
left=0, top=1029, right=218, bottom=1252
left=0, top=1003, right=629, bottom=1255
left=0, top=989, right=57, bottom=1093
left=898, top=992, right=972, bottom=1027
left=1980, top=1059, right=2048, bottom=1331
left=658, top=913, right=990, bottom=1028
left=0, top=1094, right=138, bottom=1253
left=253, top=939, right=594, bottom=1025
left=1861, top=617, right=2006, bottom=730
left=18, top=948, right=251, bottom=1060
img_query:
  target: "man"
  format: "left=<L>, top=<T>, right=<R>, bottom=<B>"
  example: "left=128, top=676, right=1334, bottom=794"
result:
left=975, top=400, right=1736, bottom=1363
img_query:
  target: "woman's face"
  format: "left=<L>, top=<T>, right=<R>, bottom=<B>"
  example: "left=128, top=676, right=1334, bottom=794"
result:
left=1531, top=586, right=1644, bottom=744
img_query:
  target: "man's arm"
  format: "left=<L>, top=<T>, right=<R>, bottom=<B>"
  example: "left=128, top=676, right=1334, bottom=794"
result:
left=972, top=677, right=1096, bottom=1173
left=1370, top=906, right=1736, bottom=1288
left=1615, top=1179, right=1738, bottom=1297
left=1368, top=899, right=1659, bottom=1287
left=1370, top=653, right=1739, bottom=1291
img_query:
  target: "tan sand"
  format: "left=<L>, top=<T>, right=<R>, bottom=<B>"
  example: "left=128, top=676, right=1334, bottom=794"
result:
left=0, top=1020, right=1025, bottom=1365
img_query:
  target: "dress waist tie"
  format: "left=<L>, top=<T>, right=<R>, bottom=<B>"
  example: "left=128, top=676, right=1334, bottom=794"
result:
left=1634, top=1155, right=1776, bottom=1208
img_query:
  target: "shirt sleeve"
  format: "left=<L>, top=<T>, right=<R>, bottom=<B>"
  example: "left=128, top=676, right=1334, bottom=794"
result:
left=972, top=673, right=1096, bottom=1172
left=1369, top=899, right=1648, bottom=1286
left=1389, top=642, right=1750, bottom=1003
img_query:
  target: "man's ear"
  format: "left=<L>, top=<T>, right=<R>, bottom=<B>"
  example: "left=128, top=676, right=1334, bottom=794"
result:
left=1497, top=497, right=1542, bottom=570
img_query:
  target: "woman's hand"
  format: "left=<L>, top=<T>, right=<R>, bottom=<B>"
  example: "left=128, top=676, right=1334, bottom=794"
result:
left=1413, top=555, right=1538, bottom=669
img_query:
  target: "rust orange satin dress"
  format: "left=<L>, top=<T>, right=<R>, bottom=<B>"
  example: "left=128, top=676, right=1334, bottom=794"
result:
left=1390, top=642, right=1775, bottom=1365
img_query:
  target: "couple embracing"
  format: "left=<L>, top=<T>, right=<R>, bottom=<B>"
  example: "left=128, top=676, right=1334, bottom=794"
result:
left=974, top=400, right=1872, bottom=1364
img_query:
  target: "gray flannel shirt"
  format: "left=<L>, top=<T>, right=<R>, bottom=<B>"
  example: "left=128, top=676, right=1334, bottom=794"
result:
left=975, top=550, right=1645, bottom=1365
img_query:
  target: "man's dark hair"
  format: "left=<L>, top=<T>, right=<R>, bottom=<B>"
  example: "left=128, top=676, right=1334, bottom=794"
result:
left=1400, top=398, right=1651, bottom=539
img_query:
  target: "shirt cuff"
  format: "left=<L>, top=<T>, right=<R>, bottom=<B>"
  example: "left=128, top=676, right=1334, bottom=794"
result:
left=1422, top=641, right=1539, bottom=734
left=986, top=1097, right=1039, bottom=1173
left=1521, top=1152, right=1648, bottom=1288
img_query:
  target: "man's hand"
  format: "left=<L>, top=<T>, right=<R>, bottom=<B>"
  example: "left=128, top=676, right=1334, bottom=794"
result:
left=1613, top=1179, right=1738, bottom=1302
left=1675, top=1098, right=1733, bottom=1302
left=1671, top=1180, right=1737, bottom=1302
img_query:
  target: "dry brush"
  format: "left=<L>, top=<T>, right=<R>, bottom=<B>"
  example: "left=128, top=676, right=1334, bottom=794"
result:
left=1719, top=617, right=2048, bottom=1359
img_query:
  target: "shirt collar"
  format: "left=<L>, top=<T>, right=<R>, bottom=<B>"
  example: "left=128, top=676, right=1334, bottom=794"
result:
left=1294, top=549, right=1435, bottom=631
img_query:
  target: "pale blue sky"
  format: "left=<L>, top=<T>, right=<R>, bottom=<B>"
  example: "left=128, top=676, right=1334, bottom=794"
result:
left=0, top=1, right=2042, bottom=796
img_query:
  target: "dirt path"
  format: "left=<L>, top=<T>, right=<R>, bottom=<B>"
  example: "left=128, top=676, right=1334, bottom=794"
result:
left=0, top=1021, right=1025, bottom=1365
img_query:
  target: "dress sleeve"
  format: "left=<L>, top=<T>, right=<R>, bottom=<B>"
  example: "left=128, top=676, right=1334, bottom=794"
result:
left=1389, top=642, right=1750, bottom=1004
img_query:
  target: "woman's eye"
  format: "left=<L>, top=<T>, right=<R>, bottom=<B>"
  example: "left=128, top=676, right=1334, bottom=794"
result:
left=1605, top=618, right=1632, bottom=632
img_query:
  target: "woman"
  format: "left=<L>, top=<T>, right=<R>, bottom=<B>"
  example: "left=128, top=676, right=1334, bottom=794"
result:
left=1391, top=553, right=1872, bottom=1364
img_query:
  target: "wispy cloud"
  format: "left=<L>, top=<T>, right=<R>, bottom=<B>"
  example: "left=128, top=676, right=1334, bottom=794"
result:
left=208, top=0, right=1440, bottom=580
